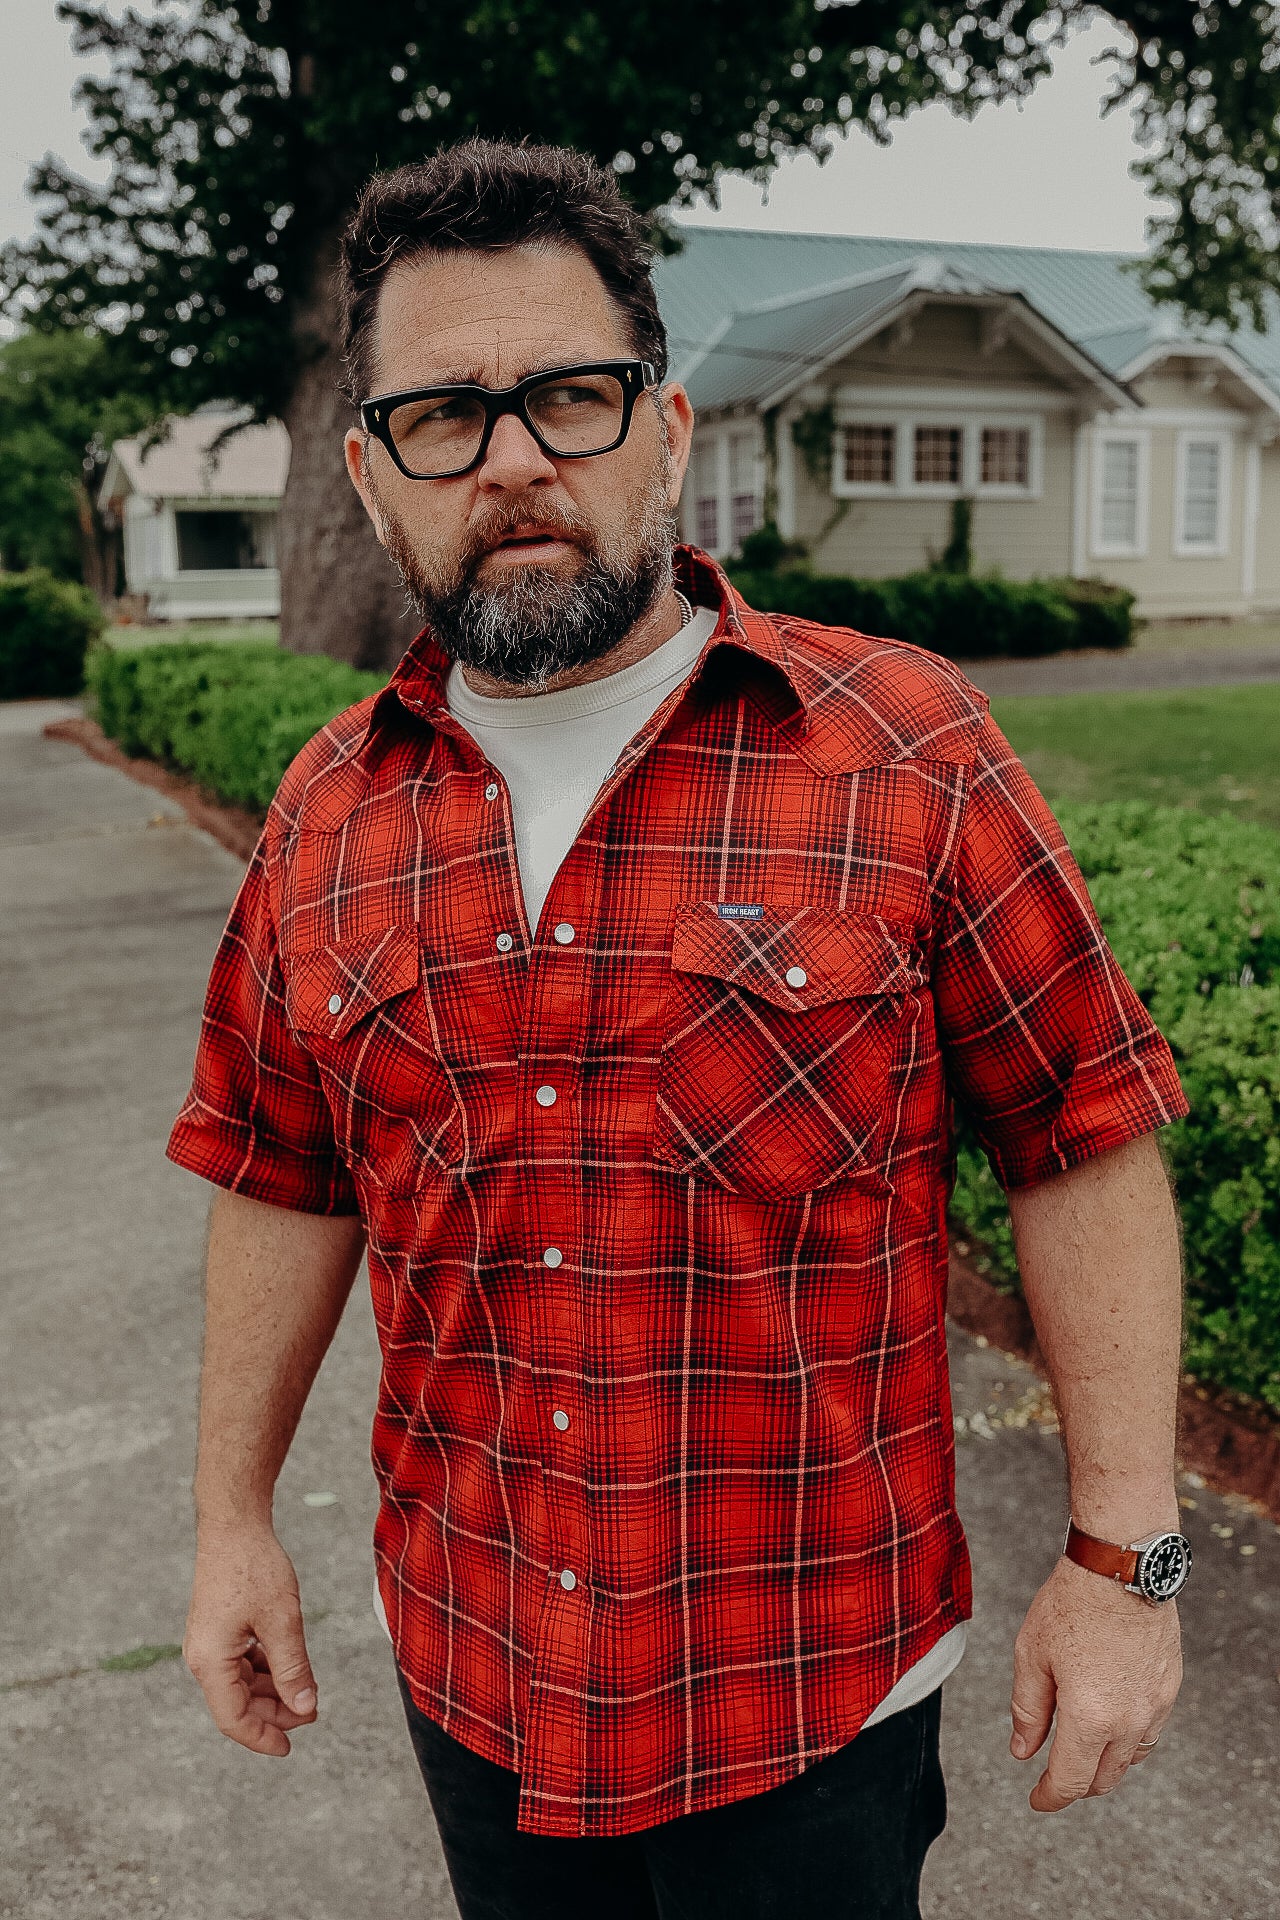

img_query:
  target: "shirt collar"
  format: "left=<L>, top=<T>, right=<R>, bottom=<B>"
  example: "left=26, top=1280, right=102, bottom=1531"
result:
left=351, top=545, right=810, bottom=755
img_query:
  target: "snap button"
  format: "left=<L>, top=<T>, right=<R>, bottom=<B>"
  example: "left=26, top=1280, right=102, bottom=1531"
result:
left=328, top=993, right=343, bottom=1015
left=785, top=966, right=807, bottom=989
left=552, top=1409, right=570, bottom=1431
left=484, top=781, right=499, bottom=801
left=535, top=1084, right=557, bottom=1107
left=553, top=923, right=575, bottom=945
left=559, top=1568, right=577, bottom=1591
left=542, top=1246, right=563, bottom=1268
left=496, top=932, right=514, bottom=953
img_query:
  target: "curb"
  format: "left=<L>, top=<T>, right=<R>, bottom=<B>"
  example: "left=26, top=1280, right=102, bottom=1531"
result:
left=42, top=716, right=264, bottom=862
left=44, top=713, right=1280, bottom=1525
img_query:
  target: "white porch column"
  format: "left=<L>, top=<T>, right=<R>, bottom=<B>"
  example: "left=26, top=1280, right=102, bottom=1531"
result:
left=1241, top=430, right=1263, bottom=601
left=1070, top=418, right=1091, bottom=578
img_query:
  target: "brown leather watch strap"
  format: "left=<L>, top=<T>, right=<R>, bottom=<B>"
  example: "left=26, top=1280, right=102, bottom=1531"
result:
left=1063, top=1522, right=1140, bottom=1587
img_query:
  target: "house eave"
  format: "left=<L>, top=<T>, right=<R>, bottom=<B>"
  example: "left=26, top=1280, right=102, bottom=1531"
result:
left=1117, top=339, right=1280, bottom=419
left=752, top=286, right=1137, bottom=418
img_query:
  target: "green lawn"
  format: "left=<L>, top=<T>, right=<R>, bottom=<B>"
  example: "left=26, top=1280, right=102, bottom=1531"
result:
left=992, top=682, right=1280, bottom=833
left=1134, top=614, right=1280, bottom=653
left=104, top=619, right=280, bottom=649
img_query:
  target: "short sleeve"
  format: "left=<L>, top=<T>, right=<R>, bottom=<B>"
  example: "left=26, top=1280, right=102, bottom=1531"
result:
left=166, top=830, right=362, bottom=1215
left=933, top=712, right=1188, bottom=1190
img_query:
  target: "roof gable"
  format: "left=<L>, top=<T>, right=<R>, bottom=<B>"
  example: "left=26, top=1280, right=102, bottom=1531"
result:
left=674, top=250, right=1133, bottom=414
left=99, top=409, right=289, bottom=505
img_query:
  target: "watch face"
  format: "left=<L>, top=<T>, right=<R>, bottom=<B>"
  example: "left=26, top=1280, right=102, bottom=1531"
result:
left=1136, top=1533, right=1192, bottom=1601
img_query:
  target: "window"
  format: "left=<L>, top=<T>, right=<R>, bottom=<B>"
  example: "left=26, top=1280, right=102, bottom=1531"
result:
left=833, top=411, right=1041, bottom=500
left=1176, top=433, right=1230, bottom=556
left=843, top=424, right=896, bottom=487
left=981, top=426, right=1030, bottom=489
left=1091, top=433, right=1148, bottom=559
left=175, top=510, right=278, bottom=571
left=691, top=440, right=720, bottom=552
left=728, top=430, right=762, bottom=547
left=914, top=426, right=962, bottom=486
left=695, top=496, right=720, bottom=551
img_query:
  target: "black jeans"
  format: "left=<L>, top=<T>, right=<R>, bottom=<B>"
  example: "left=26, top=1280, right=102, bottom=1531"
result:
left=396, top=1667, right=947, bottom=1920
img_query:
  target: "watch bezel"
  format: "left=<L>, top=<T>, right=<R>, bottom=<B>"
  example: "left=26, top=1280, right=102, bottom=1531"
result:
left=1131, top=1530, right=1193, bottom=1602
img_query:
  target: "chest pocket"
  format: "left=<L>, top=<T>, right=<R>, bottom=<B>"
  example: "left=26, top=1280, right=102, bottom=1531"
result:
left=284, top=923, right=463, bottom=1197
left=653, top=903, right=919, bottom=1200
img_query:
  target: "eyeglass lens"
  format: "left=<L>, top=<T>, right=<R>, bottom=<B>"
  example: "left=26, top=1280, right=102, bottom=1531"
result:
left=385, top=371, right=629, bottom=476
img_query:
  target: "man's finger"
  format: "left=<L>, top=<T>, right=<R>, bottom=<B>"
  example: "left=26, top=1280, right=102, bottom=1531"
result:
left=1010, top=1634, right=1055, bottom=1760
left=190, top=1642, right=294, bottom=1757
left=254, top=1606, right=319, bottom=1718
left=1085, top=1735, right=1141, bottom=1797
left=1030, top=1716, right=1108, bottom=1812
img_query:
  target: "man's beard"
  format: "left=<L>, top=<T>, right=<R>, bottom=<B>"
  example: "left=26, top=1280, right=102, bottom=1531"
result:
left=369, top=464, right=678, bottom=691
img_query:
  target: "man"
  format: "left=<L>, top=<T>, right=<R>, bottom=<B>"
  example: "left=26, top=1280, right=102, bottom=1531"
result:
left=172, top=140, right=1191, bottom=1919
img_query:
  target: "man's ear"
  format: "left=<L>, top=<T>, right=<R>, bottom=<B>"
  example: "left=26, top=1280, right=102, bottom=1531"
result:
left=344, top=429, right=387, bottom=545
left=658, top=383, right=695, bottom=509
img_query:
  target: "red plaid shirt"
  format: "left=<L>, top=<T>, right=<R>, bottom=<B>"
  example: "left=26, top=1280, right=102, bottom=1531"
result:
left=167, top=548, right=1186, bottom=1835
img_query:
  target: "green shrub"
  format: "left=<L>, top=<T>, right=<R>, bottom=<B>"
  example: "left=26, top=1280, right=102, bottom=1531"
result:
left=952, top=801, right=1280, bottom=1412
left=727, top=566, right=1102, bottom=660
left=0, top=568, right=106, bottom=697
left=1044, top=576, right=1135, bottom=652
left=86, top=640, right=384, bottom=813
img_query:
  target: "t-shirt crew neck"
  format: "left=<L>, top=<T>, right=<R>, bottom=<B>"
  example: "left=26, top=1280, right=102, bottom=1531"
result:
left=445, top=603, right=718, bottom=936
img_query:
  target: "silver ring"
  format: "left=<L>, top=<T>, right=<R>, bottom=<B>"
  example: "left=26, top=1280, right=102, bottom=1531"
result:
left=1135, top=1733, right=1160, bottom=1750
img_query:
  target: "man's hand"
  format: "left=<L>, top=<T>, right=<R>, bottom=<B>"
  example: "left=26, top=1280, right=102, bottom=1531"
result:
left=1010, top=1553, right=1182, bottom=1810
left=184, top=1524, right=319, bottom=1757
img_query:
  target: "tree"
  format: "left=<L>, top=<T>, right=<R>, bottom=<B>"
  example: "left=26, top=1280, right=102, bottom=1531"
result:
left=5, top=3, right=1279, bottom=665
left=0, top=328, right=155, bottom=596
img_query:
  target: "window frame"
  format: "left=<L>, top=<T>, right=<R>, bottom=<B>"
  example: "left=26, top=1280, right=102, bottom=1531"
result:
left=1173, top=427, right=1232, bottom=559
left=1089, top=429, right=1151, bottom=561
left=685, top=422, right=764, bottom=558
left=831, top=410, right=1043, bottom=501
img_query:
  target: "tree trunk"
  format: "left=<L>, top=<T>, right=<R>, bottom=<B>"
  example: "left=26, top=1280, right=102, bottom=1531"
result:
left=74, top=477, right=121, bottom=605
left=278, top=231, right=415, bottom=671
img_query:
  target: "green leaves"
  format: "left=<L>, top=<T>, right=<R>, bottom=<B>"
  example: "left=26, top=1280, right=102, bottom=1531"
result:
left=0, top=329, right=156, bottom=582
left=85, top=637, right=383, bottom=811
left=954, top=799, right=1280, bottom=1413
left=0, top=570, right=106, bottom=697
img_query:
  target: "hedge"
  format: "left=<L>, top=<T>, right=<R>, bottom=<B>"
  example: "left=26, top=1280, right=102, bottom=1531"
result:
left=727, top=566, right=1134, bottom=659
left=86, top=643, right=1278, bottom=1411
left=85, top=639, right=384, bottom=813
left=952, top=803, right=1280, bottom=1413
left=0, top=568, right=106, bottom=698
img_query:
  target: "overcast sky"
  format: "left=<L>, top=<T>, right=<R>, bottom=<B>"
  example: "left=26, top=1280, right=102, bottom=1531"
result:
left=3, top=5, right=1157, bottom=257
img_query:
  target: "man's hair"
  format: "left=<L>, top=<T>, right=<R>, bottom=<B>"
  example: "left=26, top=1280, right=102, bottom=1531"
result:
left=338, top=138, right=668, bottom=405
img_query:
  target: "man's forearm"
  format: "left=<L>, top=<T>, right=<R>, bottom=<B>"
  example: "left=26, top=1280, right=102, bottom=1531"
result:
left=193, top=1188, right=367, bottom=1530
left=1007, top=1132, right=1184, bottom=1540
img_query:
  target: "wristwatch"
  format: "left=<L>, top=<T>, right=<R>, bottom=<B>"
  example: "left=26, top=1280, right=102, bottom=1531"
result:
left=1063, top=1520, right=1193, bottom=1604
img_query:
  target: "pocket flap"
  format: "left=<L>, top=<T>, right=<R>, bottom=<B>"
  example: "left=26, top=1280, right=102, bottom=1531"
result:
left=285, top=923, right=422, bottom=1039
left=670, top=902, right=914, bottom=1011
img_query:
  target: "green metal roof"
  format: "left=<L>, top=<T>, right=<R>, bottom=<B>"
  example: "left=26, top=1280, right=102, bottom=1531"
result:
left=654, top=226, right=1280, bottom=408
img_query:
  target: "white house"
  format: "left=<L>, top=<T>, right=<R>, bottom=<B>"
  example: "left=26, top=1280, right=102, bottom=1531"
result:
left=97, top=408, right=288, bottom=621
left=656, top=229, right=1280, bottom=620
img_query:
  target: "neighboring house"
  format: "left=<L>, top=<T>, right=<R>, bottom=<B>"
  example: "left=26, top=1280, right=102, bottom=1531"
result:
left=656, top=230, right=1280, bottom=619
left=97, top=408, right=288, bottom=621
left=97, top=234, right=1280, bottom=624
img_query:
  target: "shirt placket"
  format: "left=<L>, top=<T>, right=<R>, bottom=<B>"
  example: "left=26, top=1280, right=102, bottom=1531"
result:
left=413, top=673, right=715, bottom=1831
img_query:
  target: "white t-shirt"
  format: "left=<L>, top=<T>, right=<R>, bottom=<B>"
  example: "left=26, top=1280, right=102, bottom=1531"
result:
left=373, top=603, right=967, bottom=1725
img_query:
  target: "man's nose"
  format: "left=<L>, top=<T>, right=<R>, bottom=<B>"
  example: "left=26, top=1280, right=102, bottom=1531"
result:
left=475, top=411, right=559, bottom=492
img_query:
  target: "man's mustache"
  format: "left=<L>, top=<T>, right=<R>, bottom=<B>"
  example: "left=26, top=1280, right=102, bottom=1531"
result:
left=462, top=500, right=595, bottom=573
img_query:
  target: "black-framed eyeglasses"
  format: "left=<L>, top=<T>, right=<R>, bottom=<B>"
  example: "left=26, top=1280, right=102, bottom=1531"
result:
left=360, top=359, right=659, bottom=480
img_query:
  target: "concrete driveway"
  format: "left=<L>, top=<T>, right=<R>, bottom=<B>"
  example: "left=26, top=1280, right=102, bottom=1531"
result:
left=2, top=696, right=1277, bottom=1919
